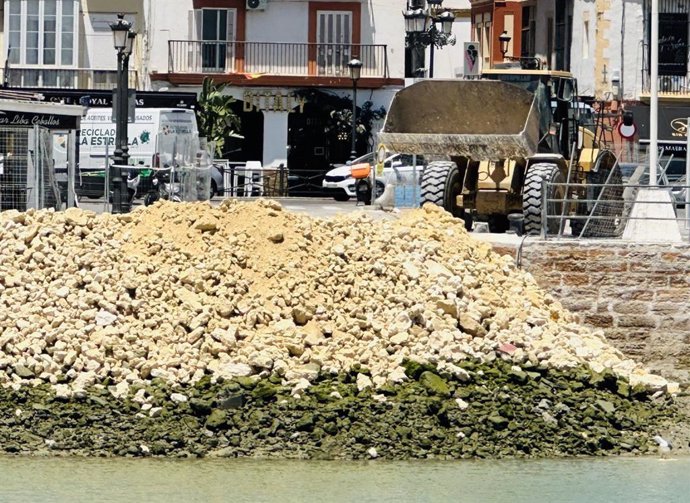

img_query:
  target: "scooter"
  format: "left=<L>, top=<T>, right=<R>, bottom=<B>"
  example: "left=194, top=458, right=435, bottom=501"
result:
left=143, top=167, right=182, bottom=206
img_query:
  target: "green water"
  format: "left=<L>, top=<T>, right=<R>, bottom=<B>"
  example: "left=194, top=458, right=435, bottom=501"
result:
left=1, top=456, right=688, bottom=502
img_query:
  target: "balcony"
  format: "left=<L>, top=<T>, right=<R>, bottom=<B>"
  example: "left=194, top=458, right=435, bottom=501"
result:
left=0, top=67, right=138, bottom=90
left=162, top=40, right=394, bottom=87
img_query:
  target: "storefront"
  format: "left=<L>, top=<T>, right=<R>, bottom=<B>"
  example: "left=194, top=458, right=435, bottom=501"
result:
left=628, top=103, right=690, bottom=155
left=0, top=100, right=85, bottom=210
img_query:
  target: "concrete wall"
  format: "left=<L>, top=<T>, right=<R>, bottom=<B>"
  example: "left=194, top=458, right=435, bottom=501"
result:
left=570, top=0, right=645, bottom=100
left=490, top=239, right=690, bottom=385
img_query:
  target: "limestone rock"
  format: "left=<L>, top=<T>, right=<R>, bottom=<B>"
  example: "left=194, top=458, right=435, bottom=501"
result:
left=0, top=200, right=672, bottom=400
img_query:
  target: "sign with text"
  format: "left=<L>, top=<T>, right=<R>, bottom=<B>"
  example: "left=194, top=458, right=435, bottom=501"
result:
left=652, top=13, right=688, bottom=76
left=242, top=91, right=307, bottom=113
left=0, top=111, right=78, bottom=129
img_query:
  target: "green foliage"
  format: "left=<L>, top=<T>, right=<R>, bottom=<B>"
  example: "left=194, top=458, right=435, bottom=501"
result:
left=196, top=77, right=242, bottom=157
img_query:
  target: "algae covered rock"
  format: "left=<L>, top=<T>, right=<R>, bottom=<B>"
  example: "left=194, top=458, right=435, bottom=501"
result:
left=419, top=372, right=451, bottom=397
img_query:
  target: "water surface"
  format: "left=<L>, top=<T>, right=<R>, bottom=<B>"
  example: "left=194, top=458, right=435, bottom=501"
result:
left=1, top=456, right=688, bottom=502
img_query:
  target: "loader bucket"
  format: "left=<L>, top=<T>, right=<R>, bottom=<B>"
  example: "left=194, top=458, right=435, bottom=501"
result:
left=379, top=79, right=541, bottom=160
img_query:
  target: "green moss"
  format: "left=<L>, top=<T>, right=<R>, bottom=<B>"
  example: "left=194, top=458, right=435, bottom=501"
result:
left=0, top=363, right=682, bottom=460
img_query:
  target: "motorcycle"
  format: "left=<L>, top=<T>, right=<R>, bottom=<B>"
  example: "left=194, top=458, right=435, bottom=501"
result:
left=144, top=167, right=182, bottom=206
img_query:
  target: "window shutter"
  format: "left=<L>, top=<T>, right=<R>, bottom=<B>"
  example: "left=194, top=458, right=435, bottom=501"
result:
left=188, top=10, right=201, bottom=71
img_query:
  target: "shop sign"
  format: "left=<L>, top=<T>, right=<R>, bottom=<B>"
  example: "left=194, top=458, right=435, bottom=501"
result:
left=20, top=88, right=197, bottom=109
left=0, top=111, right=78, bottom=129
left=629, top=104, right=690, bottom=143
left=242, top=91, right=307, bottom=113
left=670, top=118, right=688, bottom=138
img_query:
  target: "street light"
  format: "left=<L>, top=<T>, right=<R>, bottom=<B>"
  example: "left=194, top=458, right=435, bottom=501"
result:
left=499, top=31, right=511, bottom=60
left=109, top=13, right=133, bottom=214
left=348, top=57, right=362, bottom=161
left=403, top=1, right=455, bottom=78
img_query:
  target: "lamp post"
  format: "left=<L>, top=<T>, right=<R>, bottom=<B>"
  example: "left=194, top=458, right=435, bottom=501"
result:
left=499, top=31, right=511, bottom=60
left=109, top=13, right=133, bottom=213
left=348, top=57, right=362, bottom=161
left=403, top=1, right=454, bottom=78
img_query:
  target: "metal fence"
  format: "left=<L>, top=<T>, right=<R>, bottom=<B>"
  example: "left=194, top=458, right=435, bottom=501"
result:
left=214, top=160, right=289, bottom=198
left=541, top=163, right=690, bottom=241
left=0, top=125, right=61, bottom=212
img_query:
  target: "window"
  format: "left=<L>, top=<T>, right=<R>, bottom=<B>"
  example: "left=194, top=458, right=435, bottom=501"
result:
left=190, top=8, right=236, bottom=72
left=554, top=0, right=571, bottom=70
left=472, top=12, right=491, bottom=66
left=5, top=0, right=77, bottom=67
left=316, top=11, right=352, bottom=75
left=521, top=6, right=536, bottom=58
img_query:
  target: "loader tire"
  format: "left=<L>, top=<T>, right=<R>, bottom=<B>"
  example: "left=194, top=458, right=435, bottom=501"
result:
left=523, top=163, right=565, bottom=235
left=420, top=160, right=473, bottom=231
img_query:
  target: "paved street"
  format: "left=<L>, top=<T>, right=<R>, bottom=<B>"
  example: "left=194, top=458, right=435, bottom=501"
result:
left=76, top=195, right=525, bottom=248
left=77, top=196, right=392, bottom=220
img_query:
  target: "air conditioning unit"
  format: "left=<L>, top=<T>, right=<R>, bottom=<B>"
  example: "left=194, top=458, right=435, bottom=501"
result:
left=246, top=0, right=267, bottom=11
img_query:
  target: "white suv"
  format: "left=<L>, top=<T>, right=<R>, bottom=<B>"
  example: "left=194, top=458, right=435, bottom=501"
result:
left=322, top=152, right=425, bottom=201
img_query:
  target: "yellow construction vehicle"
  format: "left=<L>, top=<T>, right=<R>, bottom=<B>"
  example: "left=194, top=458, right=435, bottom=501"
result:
left=378, top=63, right=623, bottom=235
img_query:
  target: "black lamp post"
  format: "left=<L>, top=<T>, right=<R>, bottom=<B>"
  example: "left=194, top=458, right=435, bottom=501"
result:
left=403, top=1, right=454, bottom=78
left=499, top=31, right=511, bottom=60
left=348, top=57, right=362, bottom=161
left=109, top=13, right=134, bottom=213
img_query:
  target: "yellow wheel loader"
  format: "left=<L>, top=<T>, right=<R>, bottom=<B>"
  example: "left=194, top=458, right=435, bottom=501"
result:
left=378, top=65, right=624, bottom=236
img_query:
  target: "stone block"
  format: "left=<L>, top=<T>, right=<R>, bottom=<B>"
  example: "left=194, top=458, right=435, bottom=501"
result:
left=584, top=314, right=615, bottom=328
left=612, top=301, right=650, bottom=315
left=560, top=273, right=591, bottom=286
left=656, top=288, right=690, bottom=302
left=616, top=315, right=658, bottom=329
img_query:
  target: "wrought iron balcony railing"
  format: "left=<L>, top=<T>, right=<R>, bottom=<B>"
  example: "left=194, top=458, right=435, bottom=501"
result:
left=0, top=67, right=138, bottom=90
left=168, top=40, right=389, bottom=78
left=641, top=73, right=690, bottom=95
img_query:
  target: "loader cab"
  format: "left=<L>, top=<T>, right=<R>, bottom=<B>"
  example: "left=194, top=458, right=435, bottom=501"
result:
left=481, top=69, right=580, bottom=159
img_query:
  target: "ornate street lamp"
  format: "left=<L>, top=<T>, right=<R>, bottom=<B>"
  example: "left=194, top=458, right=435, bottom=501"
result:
left=348, top=57, right=362, bottom=161
left=109, top=13, right=133, bottom=213
left=499, top=31, right=511, bottom=60
left=403, top=1, right=455, bottom=78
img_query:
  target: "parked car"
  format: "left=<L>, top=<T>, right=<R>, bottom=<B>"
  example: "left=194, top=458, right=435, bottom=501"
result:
left=322, top=152, right=426, bottom=201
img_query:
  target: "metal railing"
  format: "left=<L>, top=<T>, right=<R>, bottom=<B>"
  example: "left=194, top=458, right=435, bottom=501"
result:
left=0, top=125, right=60, bottom=212
left=642, top=72, right=690, bottom=94
left=640, top=38, right=690, bottom=94
left=215, top=161, right=289, bottom=197
left=168, top=40, right=389, bottom=78
left=0, top=67, right=138, bottom=90
left=541, top=179, right=690, bottom=241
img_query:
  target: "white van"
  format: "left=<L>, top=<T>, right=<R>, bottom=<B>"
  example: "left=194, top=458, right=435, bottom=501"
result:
left=79, top=108, right=198, bottom=169
left=70, top=108, right=198, bottom=198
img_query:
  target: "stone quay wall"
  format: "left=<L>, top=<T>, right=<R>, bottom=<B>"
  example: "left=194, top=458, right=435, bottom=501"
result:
left=490, top=240, right=690, bottom=384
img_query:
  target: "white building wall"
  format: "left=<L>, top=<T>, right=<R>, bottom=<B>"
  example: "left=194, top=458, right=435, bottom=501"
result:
left=427, top=16, right=472, bottom=78
left=621, top=1, right=645, bottom=100
left=570, top=0, right=597, bottom=97
left=570, top=0, right=645, bottom=101
left=147, top=0, right=190, bottom=75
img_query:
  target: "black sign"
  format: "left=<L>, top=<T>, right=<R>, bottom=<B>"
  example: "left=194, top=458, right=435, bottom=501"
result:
left=16, top=88, right=197, bottom=109
left=629, top=103, right=690, bottom=153
left=0, top=110, right=79, bottom=129
left=650, top=13, right=689, bottom=76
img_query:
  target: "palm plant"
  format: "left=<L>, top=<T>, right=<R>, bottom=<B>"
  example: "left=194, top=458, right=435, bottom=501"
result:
left=196, top=77, right=241, bottom=157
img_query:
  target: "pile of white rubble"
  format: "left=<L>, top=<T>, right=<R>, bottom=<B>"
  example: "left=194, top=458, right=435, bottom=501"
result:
left=0, top=200, right=677, bottom=397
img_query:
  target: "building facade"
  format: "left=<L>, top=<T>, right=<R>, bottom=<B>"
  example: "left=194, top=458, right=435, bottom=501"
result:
left=468, top=0, right=574, bottom=73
